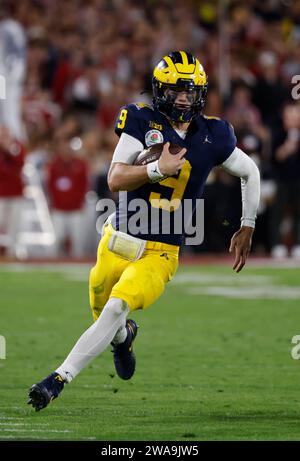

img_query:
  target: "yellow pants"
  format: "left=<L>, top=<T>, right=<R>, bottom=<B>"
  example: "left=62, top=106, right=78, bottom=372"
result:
left=89, top=224, right=179, bottom=320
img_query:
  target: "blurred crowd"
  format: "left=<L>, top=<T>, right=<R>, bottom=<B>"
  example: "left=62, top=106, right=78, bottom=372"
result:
left=0, top=0, right=300, bottom=259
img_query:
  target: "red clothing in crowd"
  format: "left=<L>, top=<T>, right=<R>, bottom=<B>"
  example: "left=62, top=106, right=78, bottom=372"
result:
left=0, top=142, right=25, bottom=197
left=97, top=102, right=120, bottom=129
left=52, top=60, right=82, bottom=108
left=47, top=155, right=88, bottom=211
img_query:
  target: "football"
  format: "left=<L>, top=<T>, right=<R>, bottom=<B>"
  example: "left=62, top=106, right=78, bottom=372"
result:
left=134, top=143, right=183, bottom=166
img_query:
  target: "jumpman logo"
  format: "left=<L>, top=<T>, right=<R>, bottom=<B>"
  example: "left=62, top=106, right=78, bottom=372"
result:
left=203, top=135, right=212, bottom=144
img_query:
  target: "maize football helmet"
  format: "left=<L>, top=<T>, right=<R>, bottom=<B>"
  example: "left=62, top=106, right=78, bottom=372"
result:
left=152, top=51, right=208, bottom=123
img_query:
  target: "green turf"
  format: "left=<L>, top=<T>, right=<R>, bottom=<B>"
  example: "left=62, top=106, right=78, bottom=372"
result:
left=0, top=263, right=300, bottom=441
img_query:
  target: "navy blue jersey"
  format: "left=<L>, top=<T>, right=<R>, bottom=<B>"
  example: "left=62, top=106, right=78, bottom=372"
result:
left=113, top=103, right=237, bottom=246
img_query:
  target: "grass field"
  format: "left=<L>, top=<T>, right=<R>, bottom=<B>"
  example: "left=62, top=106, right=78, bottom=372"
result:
left=0, top=262, right=300, bottom=441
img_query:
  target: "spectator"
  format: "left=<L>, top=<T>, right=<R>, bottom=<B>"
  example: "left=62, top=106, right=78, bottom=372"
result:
left=0, top=3, right=27, bottom=140
left=0, top=124, right=26, bottom=257
left=46, top=132, right=88, bottom=258
left=270, top=103, right=300, bottom=258
left=225, top=84, right=261, bottom=130
left=252, top=51, right=288, bottom=135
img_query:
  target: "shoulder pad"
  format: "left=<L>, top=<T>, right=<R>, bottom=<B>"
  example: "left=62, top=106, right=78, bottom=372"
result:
left=203, top=115, right=221, bottom=121
left=132, top=102, right=154, bottom=111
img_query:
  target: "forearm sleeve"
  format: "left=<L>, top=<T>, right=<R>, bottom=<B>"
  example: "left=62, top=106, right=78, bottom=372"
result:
left=220, top=147, right=261, bottom=228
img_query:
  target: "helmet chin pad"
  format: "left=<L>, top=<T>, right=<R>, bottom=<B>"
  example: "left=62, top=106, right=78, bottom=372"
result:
left=168, top=105, right=195, bottom=123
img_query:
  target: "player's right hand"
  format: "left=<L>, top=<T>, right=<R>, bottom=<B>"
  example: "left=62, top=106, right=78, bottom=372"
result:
left=158, top=142, right=186, bottom=176
left=229, top=226, right=253, bottom=273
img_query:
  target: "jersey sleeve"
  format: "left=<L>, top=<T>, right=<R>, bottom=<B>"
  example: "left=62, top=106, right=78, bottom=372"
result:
left=114, top=104, right=145, bottom=145
left=213, top=120, right=237, bottom=166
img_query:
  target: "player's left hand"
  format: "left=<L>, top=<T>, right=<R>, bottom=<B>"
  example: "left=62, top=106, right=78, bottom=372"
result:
left=229, top=226, right=254, bottom=273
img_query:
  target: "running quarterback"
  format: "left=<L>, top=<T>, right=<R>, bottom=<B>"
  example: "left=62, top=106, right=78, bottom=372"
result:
left=28, top=51, right=260, bottom=411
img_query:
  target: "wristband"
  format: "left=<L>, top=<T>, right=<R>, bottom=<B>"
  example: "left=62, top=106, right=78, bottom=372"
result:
left=147, top=160, right=165, bottom=183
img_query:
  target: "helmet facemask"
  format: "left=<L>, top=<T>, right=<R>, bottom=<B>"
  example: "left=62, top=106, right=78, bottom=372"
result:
left=152, top=78, right=208, bottom=123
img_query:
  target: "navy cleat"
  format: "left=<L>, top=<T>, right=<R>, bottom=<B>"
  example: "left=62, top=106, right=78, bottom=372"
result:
left=112, top=319, right=138, bottom=380
left=27, top=372, right=65, bottom=411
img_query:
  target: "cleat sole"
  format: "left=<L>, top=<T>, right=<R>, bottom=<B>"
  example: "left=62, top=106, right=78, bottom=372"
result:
left=28, top=385, right=50, bottom=411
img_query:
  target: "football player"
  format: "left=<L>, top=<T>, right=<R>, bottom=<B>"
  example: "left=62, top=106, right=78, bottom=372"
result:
left=28, top=51, right=260, bottom=411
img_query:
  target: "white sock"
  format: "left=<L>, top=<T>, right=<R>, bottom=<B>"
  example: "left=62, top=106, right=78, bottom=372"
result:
left=55, top=297, right=129, bottom=382
left=112, top=324, right=127, bottom=345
